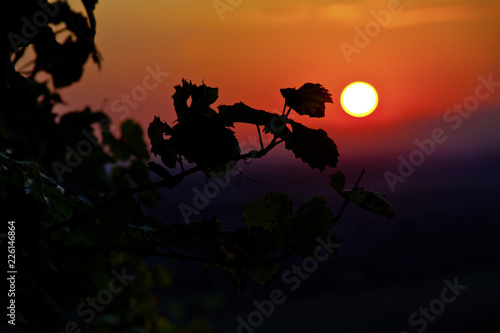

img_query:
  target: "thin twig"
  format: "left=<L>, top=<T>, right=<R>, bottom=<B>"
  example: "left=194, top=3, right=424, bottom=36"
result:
left=239, top=136, right=283, bottom=161
left=179, top=157, right=185, bottom=172
left=114, top=245, right=295, bottom=267
left=354, top=169, right=366, bottom=187
left=334, top=169, right=366, bottom=224
left=256, top=124, right=264, bottom=150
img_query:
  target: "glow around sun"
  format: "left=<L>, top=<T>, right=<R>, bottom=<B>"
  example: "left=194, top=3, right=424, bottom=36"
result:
left=340, top=82, right=378, bottom=117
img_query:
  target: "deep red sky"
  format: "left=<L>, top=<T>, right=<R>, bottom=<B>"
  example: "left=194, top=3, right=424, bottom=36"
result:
left=47, top=0, right=500, bottom=158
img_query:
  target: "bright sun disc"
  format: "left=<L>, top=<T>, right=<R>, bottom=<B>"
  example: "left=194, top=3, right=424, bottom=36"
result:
left=341, top=82, right=378, bottom=117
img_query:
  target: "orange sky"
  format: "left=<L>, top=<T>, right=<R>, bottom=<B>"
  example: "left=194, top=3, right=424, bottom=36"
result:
left=48, top=0, right=500, bottom=157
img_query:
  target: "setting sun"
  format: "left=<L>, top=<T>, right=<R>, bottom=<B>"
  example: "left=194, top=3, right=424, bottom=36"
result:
left=340, top=82, right=378, bottom=117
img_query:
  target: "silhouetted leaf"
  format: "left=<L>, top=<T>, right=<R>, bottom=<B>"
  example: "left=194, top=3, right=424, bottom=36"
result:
left=338, top=187, right=395, bottom=218
left=172, top=79, right=218, bottom=121
left=0, top=153, right=74, bottom=223
left=280, top=83, right=332, bottom=117
left=52, top=1, right=100, bottom=66
left=218, top=102, right=275, bottom=127
left=148, top=116, right=173, bottom=145
left=246, top=261, right=279, bottom=285
left=289, top=196, right=335, bottom=257
left=148, top=116, right=177, bottom=168
left=284, top=120, right=339, bottom=170
left=218, top=102, right=292, bottom=138
left=190, top=81, right=219, bottom=110
left=34, top=27, right=93, bottom=87
left=41, top=183, right=77, bottom=224
left=243, top=229, right=279, bottom=285
left=172, top=79, right=193, bottom=119
left=81, top=0, right=98, bottom=39
left=157, top=81, right=242, bottom=174
left=171, top=117, right=240, bottom=175
left=243, top=191, right=292, bottom=238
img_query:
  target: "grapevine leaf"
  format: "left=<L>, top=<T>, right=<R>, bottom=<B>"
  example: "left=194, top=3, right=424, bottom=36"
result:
left=172, top=79, right=218, bottom=121
left=280, top=83, right=332, bottom=118
left=34, top=28, right=92, bottom=88
left=172, top=79, right=192, bottom=119
left=190, top=81, right=219, bottom=110
left=169, top=81, right=241, bottom=175
left=243, top=229, right=279, bottom=285
left=338, top=187, right=395, bottom=218
left=170, top=117, right=240, bottom=175
left=148, top=117, right=177, bottom=168
left=329, top=169, right=394, bottom=218
left=243, top=191, right=292, bottom=238
left=41, top=182, right=75, bottom=223
left=284, top=120, right=339, bottom=170
left=148, top=116, right=173, bottom=144
left=218, top=102, right=275, bottom=127
left=289, top=196, right=335, bottom=257
left=81, top=0, right=98, bottom=42
left=218, top=103, right=292, bottom=139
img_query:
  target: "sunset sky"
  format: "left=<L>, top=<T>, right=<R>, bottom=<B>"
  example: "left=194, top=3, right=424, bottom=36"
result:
left=52, top=0, right=500, bottom=161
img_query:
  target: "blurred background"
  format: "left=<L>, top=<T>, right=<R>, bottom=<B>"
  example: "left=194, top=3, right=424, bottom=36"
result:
left=40, top=0, right=500, bottom=332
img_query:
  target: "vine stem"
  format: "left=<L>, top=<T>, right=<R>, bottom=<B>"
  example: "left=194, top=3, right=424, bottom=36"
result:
left=113, top=245, right=295, bottom=267
left=334, top=168, right=365, bottom=224
left=256, top=124, right=264, bottom=150
left=46, top=165, right=200, bottom=233
left=47, top=135, right=285, bottom=233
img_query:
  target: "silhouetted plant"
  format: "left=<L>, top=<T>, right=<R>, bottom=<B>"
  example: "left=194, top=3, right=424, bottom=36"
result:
left=1, top=1, right=393, bottom=332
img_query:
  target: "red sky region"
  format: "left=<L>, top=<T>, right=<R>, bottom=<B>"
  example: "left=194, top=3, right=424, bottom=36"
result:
left=43, top=0, right=500, bottom=158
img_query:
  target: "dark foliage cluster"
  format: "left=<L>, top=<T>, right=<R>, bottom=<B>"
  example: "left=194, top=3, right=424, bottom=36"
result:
left=1, top=2, right=393, bottom=332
